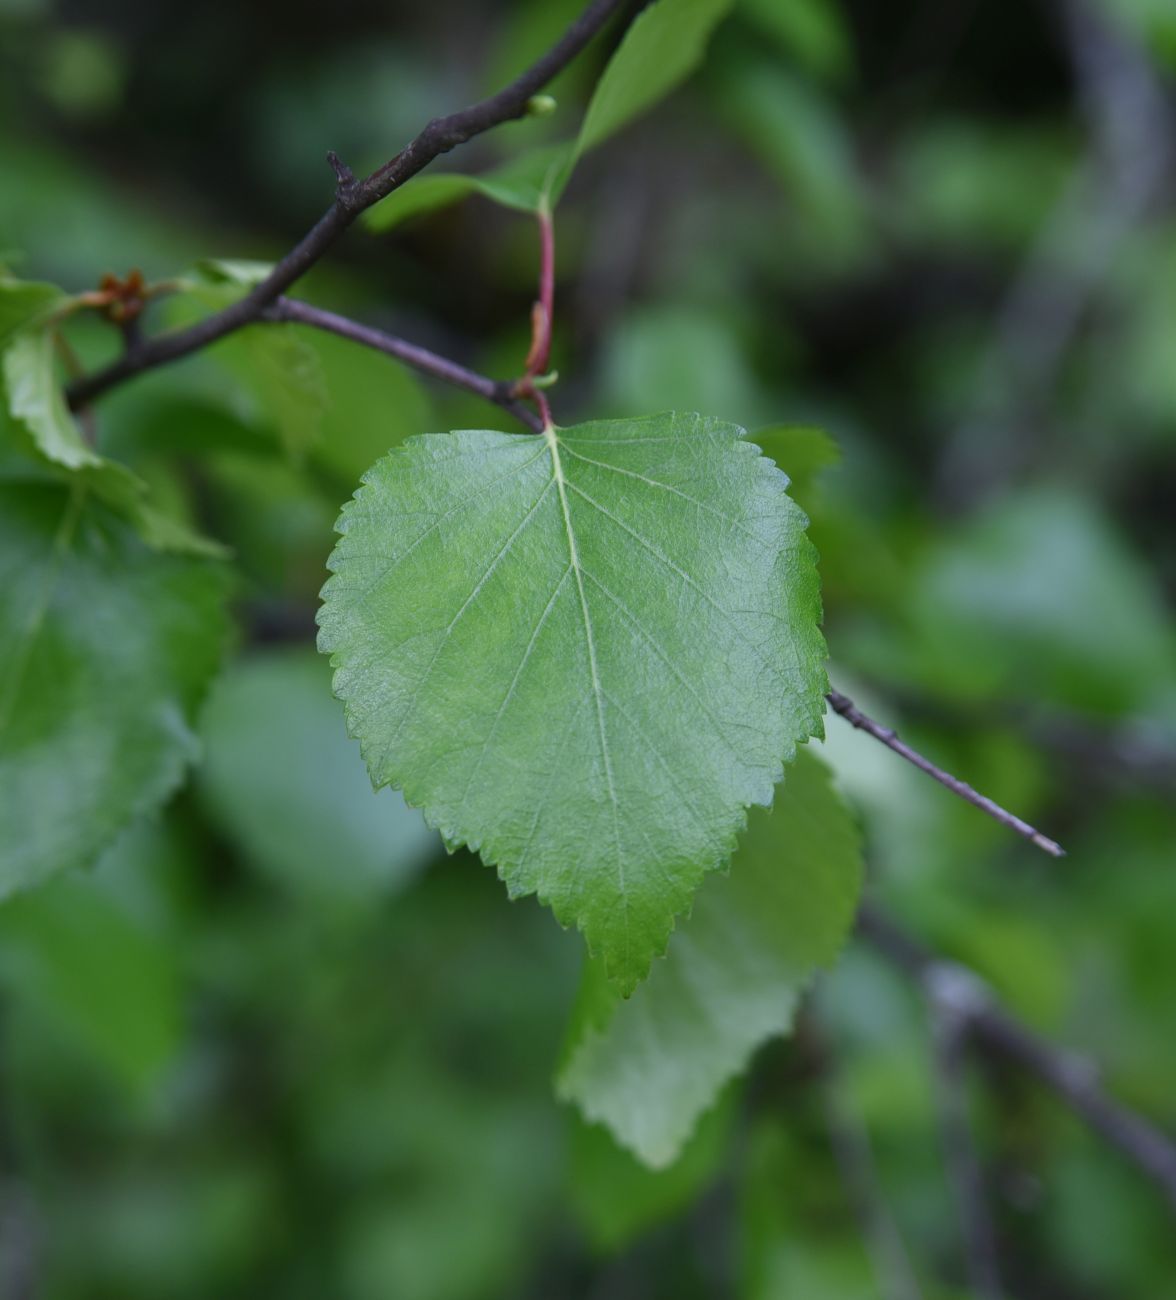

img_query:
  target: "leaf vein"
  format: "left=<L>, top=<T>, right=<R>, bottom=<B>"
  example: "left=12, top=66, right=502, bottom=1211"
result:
left=560, top=444, right=769, bottom=546
left=373, top=474, right=555, bottom=778
left=457, top=563, right=573, bottom=819
left=337, top=444, right=547, bottom=612
left=567, top=479, right=791, bottom=693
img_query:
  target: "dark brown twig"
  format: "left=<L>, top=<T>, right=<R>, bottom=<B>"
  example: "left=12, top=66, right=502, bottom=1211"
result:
left=858, top=904, right=1176, bottom=1216
left=261, top=298, right=543, bottom=432
left=65, top=0, right=625, bottom=411
left=825, top=689, right=1065, bottom=857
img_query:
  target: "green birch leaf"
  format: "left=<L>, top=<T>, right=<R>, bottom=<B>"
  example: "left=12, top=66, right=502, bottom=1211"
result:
left=0, top=818, right=183, bottom=1089
left=737, top=0, right=853, bottom=84
left=306, top=324, right=432, bottom=485
left=573, top=0, right=735, bottom=160
left=168, top=273, right=327, bottom=459
left=229, top=321, right=326, bottom=459
left=1, top=333, right=226, bottom=557
left=0, top=482, right=231, bottom=896
left=318, top=412, right=827, bottom=993
left=556, top=748, right=862, bottom=1167
left=0, top=274, right=67, bottom=347
left=4, top=329, right=101, bottom=469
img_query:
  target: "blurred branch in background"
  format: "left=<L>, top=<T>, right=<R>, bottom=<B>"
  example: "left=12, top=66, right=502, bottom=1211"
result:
left=937, top=0, right=1174, bottom=506
left=883, top=688, right=1176, bottom=795
left=928, top=969, right=1005, bottom=1300
left=859, top=904, right=1176, bottom=1217
left=0, top=1177, right=39, bottom=1300
left=818, top=1038, right=926, bottom=1300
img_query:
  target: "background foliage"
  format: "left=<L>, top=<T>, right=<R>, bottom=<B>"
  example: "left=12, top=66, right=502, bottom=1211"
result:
left=1, top=0, right=1175, bottom=1295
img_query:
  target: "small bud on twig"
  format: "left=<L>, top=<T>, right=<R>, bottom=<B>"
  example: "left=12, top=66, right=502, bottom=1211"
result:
left=526, top=94, right=557, bottom=117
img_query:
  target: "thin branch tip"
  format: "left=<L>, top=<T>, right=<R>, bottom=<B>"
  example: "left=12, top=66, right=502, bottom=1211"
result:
left=1032, top=831, right=1066, bottom=858
left=826, top=687, right=1066, bottom=858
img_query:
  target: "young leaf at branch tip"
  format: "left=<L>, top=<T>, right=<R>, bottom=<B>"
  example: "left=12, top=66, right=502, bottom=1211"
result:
left=363, top=0, right=735, bottom=231
left=571, top=0, right=735, bottom=161
left=557, top=747, right=863, bottom=1168
left=318, top=412, right=827, bottom=995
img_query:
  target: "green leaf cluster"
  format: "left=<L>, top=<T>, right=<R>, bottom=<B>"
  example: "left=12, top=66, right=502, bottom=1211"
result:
left=0, top=275, right=233, bottom=897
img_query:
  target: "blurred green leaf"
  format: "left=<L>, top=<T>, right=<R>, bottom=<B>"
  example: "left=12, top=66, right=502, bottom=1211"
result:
left=202, top=449, right=337, bottom=596
left=891, top=119, right=1077, bottom=252
left=574, top=0, right=734, bottom=159
left=199, top=648, right=438, bottom=902
left=195, top=258, right=272, bottom=287
left=557, top=749, right=862, bottom=1166
left=38, top=28, right=125, bottom=118
left=740, top=1115, right=876, bottom=1300
left=599, top=305, right=771, bottom=426
left=753, top=424, right=841, bottom=518
left=308, top=332, right=430, bottom=484
left=908, top=487, right=1176, bottom=714
left=0, top=818, right=182, bottom=1088
left=339, top=1071, right=563, bottom=1300
left=1099, top=0, right=1176, bottom=70
left=737, top=0, right=853, bottom=83
left=0, top=482, right=230, bottom=895
left=0, top=271, right=66, bottom=345
left=319, top=414, right=826, bottom=994
left=719, top=65, right=867, bottom=269
left=569, top=1094, right=734, bottom=1252
left=168, top=275, right=328, bottom=459
left=3, top=327, right=226, bottom=556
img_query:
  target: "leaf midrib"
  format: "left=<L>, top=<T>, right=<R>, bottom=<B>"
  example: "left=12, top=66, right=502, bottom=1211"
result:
left=545, top=426, right=628, bottom=957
